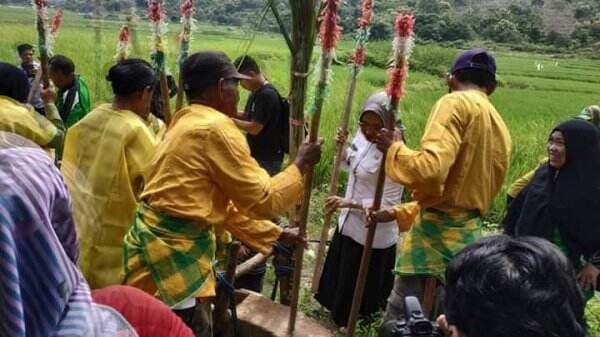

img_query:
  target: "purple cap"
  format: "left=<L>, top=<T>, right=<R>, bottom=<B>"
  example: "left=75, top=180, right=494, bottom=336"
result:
left=450, top=48, right=496, bottom=76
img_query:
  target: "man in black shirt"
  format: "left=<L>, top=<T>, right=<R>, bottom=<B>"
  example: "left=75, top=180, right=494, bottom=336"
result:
left=232, top=55, right=287, bottom=293
left=233, top=55, right=285, bottom=176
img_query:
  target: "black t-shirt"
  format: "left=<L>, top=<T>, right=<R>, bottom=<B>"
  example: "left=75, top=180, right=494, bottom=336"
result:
left=244, top=83, right=284, bottom=161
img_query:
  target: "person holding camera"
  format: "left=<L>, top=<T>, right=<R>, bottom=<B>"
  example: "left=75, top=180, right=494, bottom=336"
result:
left=369, top=49, right=511, bottom=322
left=438, top=235, right=588, bottom=337
left=380, top=235, right=588, bottom=337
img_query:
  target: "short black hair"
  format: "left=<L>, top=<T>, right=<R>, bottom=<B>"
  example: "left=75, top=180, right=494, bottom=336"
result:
left=182, top=51, right=240, bottom=100
left=17, top=43, right=34, bottom=56
left=453, top=69, right=497, bottom=90
left=234, top=55, right=260, bottom=75
left=48, top=55, right=75, bottom=75
left=0, top=62, right=31, bottom=103
left=445, top=235, right=587, bottom=337
left=106, top=59, right=156, bottom=97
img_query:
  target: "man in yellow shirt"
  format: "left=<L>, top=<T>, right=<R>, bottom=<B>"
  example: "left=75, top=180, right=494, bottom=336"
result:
left=371, top=49, right=512, bottom=322
left=61, top=59, right=161, bottom=289
left=0, top=62, right=64, bottom=153
left=122, top=51, right=321, bottom=334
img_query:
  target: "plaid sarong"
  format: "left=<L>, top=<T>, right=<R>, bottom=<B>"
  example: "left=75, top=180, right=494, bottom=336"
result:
left=123, top=203, right=216, bottom=307
left=395, top=207, right=482, bottom=280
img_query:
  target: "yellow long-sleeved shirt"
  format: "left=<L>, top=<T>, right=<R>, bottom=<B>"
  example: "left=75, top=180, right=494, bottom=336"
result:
left=142, top=103, right=304, bottom=223
left=61, top=104, right=159, bottom=288
left=0, top=96, right=63, bottom=149
left=387, top=90, right=512, bottom=216
left=132, top=103, right=303, bottom=298
left=506, top=159, right=546, bottom=198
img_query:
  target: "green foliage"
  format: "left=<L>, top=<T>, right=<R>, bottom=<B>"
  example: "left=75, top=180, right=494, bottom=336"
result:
left=0, top=6, right=598, bottom=335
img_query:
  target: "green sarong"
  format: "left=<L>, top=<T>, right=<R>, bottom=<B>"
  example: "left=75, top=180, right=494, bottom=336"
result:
left=123, top=203, right=216, bottom=307
left=395, top=208, right=482, bottom=280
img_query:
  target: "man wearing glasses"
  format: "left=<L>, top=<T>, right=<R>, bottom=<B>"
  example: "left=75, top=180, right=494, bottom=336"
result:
left=122, top=51, right=321, bottom=336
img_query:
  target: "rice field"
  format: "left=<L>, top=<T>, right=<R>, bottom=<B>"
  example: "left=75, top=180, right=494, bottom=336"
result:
left=1, top=5, right=599, bottom=336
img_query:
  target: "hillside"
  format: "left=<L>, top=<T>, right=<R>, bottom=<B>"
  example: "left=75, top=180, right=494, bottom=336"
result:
left=455, top=0, right=576, bottom=35
left=2, top=0, right=598, bottom=47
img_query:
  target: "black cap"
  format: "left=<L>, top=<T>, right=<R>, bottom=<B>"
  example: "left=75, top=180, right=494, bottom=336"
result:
left=182, top=51, right=251, bottom=94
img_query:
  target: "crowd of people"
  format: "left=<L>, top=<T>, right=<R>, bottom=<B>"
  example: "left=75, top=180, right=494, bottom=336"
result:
left=0, top=41, right=598, bottom=337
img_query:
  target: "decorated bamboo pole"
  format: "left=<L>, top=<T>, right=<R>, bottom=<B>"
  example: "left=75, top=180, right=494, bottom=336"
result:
left=33, top=0, right=50, bottom=88
left=175, top=0, right=194, bottom=111
left=288, top=1, right=341, bottom=335
left=274, top=0, right=317, bottom=308
left=115, top=24, right=130, bottom=62
left=148, top=0, right=172, bottom=125
left=346, top=12, right=415, bottom=337
left=311, top=0, right=374, bottom=294
left=93, top=0, right=103, bottom=96
left=47, top=9, right=63, bottom=55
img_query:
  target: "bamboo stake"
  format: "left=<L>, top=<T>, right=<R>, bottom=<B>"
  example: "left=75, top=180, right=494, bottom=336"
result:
left=213, top=241, right=242, bottom=336
left=288, top=1, right=341, bottom=335
left=33, top=0, right=50, bottom=88
left=311, top=0, right=374, bottom=294
left=235, top=252, right=272, bottom=279
left=93, top=0, right=103, bottom=96
left=346, top=12, right=415, bottom=337
left=148, top=0, right=172, bottom=125
left=176, top=0, right=194, bottom=111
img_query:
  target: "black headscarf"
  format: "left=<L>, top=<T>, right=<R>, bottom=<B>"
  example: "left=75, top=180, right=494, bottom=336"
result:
left=0, top=62, right=31, bottom=103
left=504, top=119, right=600, bottom=263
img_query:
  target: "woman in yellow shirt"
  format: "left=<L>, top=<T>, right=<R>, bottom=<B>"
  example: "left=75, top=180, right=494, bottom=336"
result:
left=61, top=59, right=160, bottom=289
left=0, top=62, right=65, bottom=153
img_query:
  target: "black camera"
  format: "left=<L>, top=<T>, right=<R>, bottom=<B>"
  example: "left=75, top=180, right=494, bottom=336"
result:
left=379, top=296, right=443, bottom=337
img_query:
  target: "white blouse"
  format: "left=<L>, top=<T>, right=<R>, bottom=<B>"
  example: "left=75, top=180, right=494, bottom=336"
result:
left=338, top=130, right=404, bottom=249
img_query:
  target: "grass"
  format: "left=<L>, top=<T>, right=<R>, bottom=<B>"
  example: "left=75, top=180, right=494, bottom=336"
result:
left=1, top=5, right=598, bottom=336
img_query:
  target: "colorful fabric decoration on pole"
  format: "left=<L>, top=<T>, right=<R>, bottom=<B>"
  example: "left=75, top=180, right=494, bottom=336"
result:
left=307, top=0, right=341, bottom=117
left=288, top=0, right=341, bottom=335
left=148, top=0, right=168, bottom=72
left=147, top=0, right=172, bottom=125
left=351, top=0, right=373, bottom=68
left=345, top=11, right=415, bottom=337
left=175, top=0, right=195, bottom=111
left=47, top=9, right=63, bottom=56
left=178, top=0, right=194, bottom=66
left=386, top=12, right=415, bottom=106
left=115, top=24, right=130, bottom=62
left=310, top=0, right=374, bottom=295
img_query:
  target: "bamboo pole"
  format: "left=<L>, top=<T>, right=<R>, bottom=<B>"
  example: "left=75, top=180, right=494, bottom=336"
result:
left=214, top=241, right=242, bottom=335
left=159, top=73, right=172, bottom=124
left=310, top=73, right=356, bottom=294
left=148, top=0, right=172, bottom=125
left=273, top=0, right=316, bottom=308
left=33, top=0, right=50, bottom=88
left=176, top=0, right=194, bottom=112
left=346, top=12, right=415, bottom=337
left=288, top=1, right=340, bottom=335
left=311, top=0, right=374, bottom=294
left=93, top=0, right=103, bottom=96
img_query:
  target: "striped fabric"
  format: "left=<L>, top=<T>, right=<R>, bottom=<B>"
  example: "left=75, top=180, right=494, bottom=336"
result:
left=0, top=134, right=137, bottom=337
